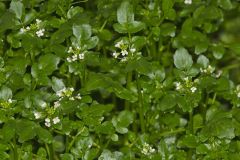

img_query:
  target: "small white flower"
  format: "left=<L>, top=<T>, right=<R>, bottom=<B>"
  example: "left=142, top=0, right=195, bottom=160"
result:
left=237, top=92, right=240, bottom=98
left=34, top=111, right=41, bottom=119
left=175, top=82, right=182, bottom=90
left=53, top=117, right=60, bottom=124
left=36, top=29, right=45, bottom=37
left=8, top=99, right=13, bottom=104
left=75, top=93, right=82, bottom=100
left=20, top=28, right=26, bottom=33
left=70, top=88, right=74, bottom=92
left=184, top=0, right=192, bottom=4
left=40, top=102, right=47, bottom=108
left=112, top=51, right=118, bottom=58
left=115, top=40, right=123, bottom=48
left=121, top=50, right=128, bottom=56
left=216, top=70, right=222, bottom=78
left=68, top=47, right=73, bottom=53
left=183, top=77, right=189, bottom=82
left=190, top=87, right=197, bottom=93
left=56, top=88, right=65, bottom=97
left=45, top=118, right=51, bottom=127
left=67, top=57, right=72, bottom=62
left=26, top=26, right=30, bottom=31
left=207, top=65, right=215, bottom=73
left=72, top=54, right=78, bottom=61
left=79, top=53, right=84, bottom=60
left=141, top=143, right=155, bottom=155
left=130, top=48, right=136, bottom=53
left=69, top=97, right=75, bottom=101
left=36, top=19, right=42, bottom=24
left=54, top=101, right=60, bottom=109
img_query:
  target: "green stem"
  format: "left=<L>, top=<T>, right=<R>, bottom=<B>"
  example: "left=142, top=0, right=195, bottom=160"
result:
left=136, top=73, right=145, bottom=133
left=125, top=71, right=132, bottom=110
left=45, top=143, right=54, bottom=160
left=187, top=111, right=194, bottom=160
left=13, top=136, right=18, bottom=160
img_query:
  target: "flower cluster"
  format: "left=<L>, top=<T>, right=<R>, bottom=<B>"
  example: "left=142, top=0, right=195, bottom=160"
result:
left=0, top=98, right=13, bottom=108
left=184, top=0, right=192, bottom=4
left=20, top=19, right=45, bottom=38
left=56, top=87, right=81, bottom=101
left=141, top=143, right=156, bottom=156
left=112, top=40, right=137, bottom=61
left=200, top=65, right=215, bottom=74
left=44, top=116, right=60, bottom=127
left=66, top=46, right=85, bottom=62
left=175, top=77, right=199, bottom=93
left=235, top=85, right=240, bottom=98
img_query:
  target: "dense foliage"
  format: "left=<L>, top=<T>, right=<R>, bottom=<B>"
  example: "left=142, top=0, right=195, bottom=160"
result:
left=0, top=0, right=240, bottom=159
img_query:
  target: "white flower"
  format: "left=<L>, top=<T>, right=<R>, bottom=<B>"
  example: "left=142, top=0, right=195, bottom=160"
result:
left=53, top=117, right=60, bottom=124
left=190, top=87, right=197, bottom=93
left=175, top=82, right=182, bottom=90
left=130, top=48, right=136, bottom=53
left=36, top=19, right=42, bottom=24
left=76, top=93, right=82, bottom=100
left=20, top=28, right=26, bottom=33
left=26, top=26, right=30, bottom=31
left=112, top=51, right=118, bottom=58
left=67, top=57, right=72, bottom=62
left=69, top=97, right=75, bottom=101
left=56, top=88, right=65, bottom=97
left=68, top=46, right=73, bottom=53
left=141, top=143, right=155, bottom=155
left=184, top=0, right=192, bottom=4
left=72, top=54, right=78, bottom=61
left=54, top=101, right=60, bottom=109
left=216, top=70, right=222, bottom=78
left=34, top=111, right=41, bottom=119
left=79, top=53, right=84, bottom=60
left=70, top=87, right=74, bottom=92
left=115, top=40, right=123, bottom=48
left=8, top=99, right=13, bottom=104
left=237, top=92, right=240, bottom=98
left=45, top=118, right=51, bottom=127
left=207, top=65, right=215, bottom=73
left=121, top=50, right=128, bottom=56
left=36, top=29, right=45, bottom=37
left=40, top=102, right=47, bottom=108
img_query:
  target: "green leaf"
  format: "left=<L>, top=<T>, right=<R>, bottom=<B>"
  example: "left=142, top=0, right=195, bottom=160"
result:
left=127, top=21, right=145, bottom=33
left=228, top=43, right=240, bottom=55
left=1, top=120, right=15, bottom=142
left=212, top=44, right=225, bottom=59
left=9, top=1, right=23, bottom=20
left=159, top=93, right=176, bottom=111
left=173, top=48, right=193, bottom=70
left=16, top=119, right=37, bottom=142
left=51, top=77, right=65, bottom=92
left=197, top=55, right=209, bottom=68
left=117, top=1, right=134, bottom=24
left=36, top=127, right=53, bottom=143
left=160, top=23, right=176, bottom=37
left=72, top=24, right=92, bottom=41
left=218, top=0, right=233, bottom=10
left=178, top=134, right=198, bottom=148
left=85, top=36, right=99, bottom=49
left=0, top=86, right=12, bottom=100
left=38, top=54, right=60, bottom=75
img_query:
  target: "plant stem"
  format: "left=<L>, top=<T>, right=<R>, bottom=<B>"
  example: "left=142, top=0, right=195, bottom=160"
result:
left=13, top=135, right=18, bottom=160
left=125, top=71, right=132, bottom=110
left=136, top=73, right=145, bottom=133
left=187, top=111, right=194, bottom=160
left=46, top=143, right=54, bottom=160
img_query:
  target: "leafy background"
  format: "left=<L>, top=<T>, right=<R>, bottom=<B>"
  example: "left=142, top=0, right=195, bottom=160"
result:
left=0, top=0, right=240, bottom=159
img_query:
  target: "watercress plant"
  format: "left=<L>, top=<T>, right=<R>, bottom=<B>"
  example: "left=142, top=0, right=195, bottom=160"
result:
left=0, top=0, right=240, bottom=159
